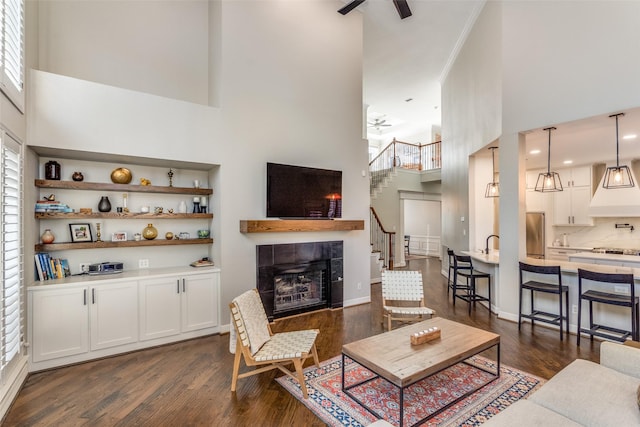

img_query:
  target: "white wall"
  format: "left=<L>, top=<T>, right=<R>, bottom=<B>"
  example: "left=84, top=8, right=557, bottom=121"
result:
left=404, top=199, right=441, bottom=237
left=37, top=0, right=210, bottom=105
left=441, top=1, right=502, bottom=255
left=28, top=0, right=371, bottom=321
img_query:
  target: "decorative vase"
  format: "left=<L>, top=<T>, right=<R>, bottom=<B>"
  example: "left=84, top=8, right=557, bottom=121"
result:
left=143, top=223, right=158, bottom=240
left=41, top=229, right=55, bottom=244
left=72, top=171, right=84, bottom=181
left=110, top=167, right=133, bottom=184
left=44, top=160, right=60, bottom=180
left=98, top=196, right=112, bottom=212
left=178, top=201, right=187, bottom=213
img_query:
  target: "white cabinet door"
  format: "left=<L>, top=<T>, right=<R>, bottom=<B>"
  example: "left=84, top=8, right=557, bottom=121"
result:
left=552, top=191, right=572, bottom=225
left=526, top=189, right=549, bottom=212
left=526, top=169, right=544, bottom=189
left=90, top=280, right=139, bottom=351
left=552, top=185, right=593, bottom=226
left=139, top=277, right=181, bottom=341
left=31, top=287, right=89, bottom=362
left=568, top=166, right=591, bottom=187
left=570, top=186, right=593, bottom=225
left=181, top=273, right=219, bottom=332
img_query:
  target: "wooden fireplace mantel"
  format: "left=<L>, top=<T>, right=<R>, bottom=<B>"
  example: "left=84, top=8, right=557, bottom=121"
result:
left=239, top=219, right=365, bottom=233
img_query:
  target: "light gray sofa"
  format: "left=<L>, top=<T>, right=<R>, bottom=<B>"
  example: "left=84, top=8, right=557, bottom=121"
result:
left=484, top=341, right=640, bottom=426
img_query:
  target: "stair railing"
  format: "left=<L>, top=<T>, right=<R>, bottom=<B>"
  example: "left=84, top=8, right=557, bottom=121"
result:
left=369, top=139, right=441, bottom=194
left=370, top=207, right=395, bottom=270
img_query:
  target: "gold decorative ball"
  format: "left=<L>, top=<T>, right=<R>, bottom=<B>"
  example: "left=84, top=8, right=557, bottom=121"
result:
left=165, top=232, right=174, bottom=240
left=110, top=168, right=132, bottom=184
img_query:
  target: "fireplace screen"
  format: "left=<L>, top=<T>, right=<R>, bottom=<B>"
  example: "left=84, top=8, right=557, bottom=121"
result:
left=273, top=268, right=326, bottom=315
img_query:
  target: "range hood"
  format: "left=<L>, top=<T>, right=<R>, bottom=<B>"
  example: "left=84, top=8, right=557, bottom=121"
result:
left=589, top=161, right=640, bottom=217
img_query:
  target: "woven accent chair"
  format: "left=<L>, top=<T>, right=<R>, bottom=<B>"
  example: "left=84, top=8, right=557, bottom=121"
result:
left=229, top=289, right=320, bottom=399
left=381, top=270, right=435, bottom=331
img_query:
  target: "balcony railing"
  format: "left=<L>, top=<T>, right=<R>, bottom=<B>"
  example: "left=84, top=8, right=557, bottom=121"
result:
left=369, top=139, right=441, bottom=194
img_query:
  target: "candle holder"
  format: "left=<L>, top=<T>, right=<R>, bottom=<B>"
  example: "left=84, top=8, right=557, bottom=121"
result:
left=96, top=223, right=102, bottom=242
left=168, top=168, right=174, bottom=187
left=193, top=201, right=200, bottom=213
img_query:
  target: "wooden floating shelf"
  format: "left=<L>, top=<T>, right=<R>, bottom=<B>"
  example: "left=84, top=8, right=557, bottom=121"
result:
left=35, top=238, right=213, bottom=252
left=239, top=219, right=365, bottom=233
left=35, top=179, right=213, bottom=195
left=35, top=212, right=213, bottom=220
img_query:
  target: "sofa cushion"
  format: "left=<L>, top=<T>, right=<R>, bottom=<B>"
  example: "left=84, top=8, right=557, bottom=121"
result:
left=529, top=359, right=640, bottom=426
left=481, top=400, right=582, bottom=426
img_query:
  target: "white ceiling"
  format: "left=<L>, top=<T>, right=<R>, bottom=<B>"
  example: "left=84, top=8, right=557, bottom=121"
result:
left=359, top=0, right=482, bottom=141
left=358, top=1, right=640, bottom=167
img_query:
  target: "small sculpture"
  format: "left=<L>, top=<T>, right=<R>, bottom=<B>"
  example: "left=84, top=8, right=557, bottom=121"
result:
left=140, top=178, right=151, bottom=186
left=72, top=171, right=84, bottom=181
left=168, top=168, right=174, bottom=187
left=45, top=194, right=56, bottom=201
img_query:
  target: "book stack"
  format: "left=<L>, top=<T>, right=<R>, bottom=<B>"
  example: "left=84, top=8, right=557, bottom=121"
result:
left=35, top=200, right=73, bottom=213
left=34, top=253, right=71, bottom=281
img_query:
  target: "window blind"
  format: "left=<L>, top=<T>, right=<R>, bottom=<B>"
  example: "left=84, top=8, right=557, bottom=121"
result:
left=0, top=0, right=23, bottom=111
left=1, top=132, right=22, bottom=374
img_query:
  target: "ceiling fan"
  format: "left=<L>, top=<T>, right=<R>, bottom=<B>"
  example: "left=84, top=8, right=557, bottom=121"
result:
left=368, top=118, right=392, bottom=129
left=338, top=0, right=412, bottom=20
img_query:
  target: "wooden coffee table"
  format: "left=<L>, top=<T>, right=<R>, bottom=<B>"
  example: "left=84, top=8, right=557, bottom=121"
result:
left=341, top=317, right=500, bottom=427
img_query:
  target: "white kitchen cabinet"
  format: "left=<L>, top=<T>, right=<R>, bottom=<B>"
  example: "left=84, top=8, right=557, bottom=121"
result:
left=552, top=166, right=593, bottom=226
left=525, top=169, right=545, bottom=189
left=90, top=281, right=138, bottom=351
left=547, top=248, right=585, bottom=262
left=139, top=271, right=219, bottom=340
left=526, top=188, right=550, bottom=212
left=31, top=286, right=89, bottom=363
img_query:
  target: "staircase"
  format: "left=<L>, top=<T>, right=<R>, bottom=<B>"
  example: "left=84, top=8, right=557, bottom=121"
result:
left=368, top=139, right=442, bottom=277
left=369, top=139, right=441, bottom=197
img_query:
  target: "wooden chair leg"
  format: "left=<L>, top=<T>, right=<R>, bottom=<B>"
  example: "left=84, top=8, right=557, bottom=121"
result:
left=231, top=340, right=243, bottom=392
left=310, top=343, right=320, bottom=368
left=293, top=359, right=309, bottom=399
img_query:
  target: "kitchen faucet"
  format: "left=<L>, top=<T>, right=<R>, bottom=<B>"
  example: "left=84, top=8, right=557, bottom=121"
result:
left=485, top=234, right=499, bottom=254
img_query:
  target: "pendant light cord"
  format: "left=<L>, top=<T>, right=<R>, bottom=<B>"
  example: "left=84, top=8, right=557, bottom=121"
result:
left=609, top=112, right=624, bottom=167
left=543, top=127, right=556, bottom=174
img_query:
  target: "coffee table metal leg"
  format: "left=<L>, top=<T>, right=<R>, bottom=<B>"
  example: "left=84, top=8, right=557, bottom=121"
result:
left=399, top=386, right=405, bottom=427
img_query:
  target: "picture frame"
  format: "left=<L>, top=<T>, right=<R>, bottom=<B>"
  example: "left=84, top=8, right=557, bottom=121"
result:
left=69, top=223, right=93, bottom=243
left=112, top=232, right=127, bottom=242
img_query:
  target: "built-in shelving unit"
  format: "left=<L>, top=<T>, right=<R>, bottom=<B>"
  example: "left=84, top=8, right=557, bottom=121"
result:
left=35, top=179, right=213, bottom=195
left=35, top=179, right=214, bottom=251
left=35, top=238, right=214, bottom=252
left=239, top=219, right=365, bottom=233
left=35, top=212, right=212, bottom=220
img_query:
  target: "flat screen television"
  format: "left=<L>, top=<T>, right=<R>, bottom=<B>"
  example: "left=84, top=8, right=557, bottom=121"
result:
left=267, top=162, right=342, bottom=219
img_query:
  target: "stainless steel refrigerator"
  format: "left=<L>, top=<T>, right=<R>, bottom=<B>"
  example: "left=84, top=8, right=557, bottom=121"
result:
left=526, top=212, right=545, bottom=259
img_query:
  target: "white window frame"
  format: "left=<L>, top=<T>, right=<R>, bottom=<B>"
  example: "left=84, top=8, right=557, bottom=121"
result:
left=0, top=0, right=24, bottom=113
left=0, top=129, right=23, bottom=383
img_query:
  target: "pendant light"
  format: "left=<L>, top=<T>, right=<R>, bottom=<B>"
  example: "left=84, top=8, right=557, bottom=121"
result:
left=603, top=113, right=634, bottom=189
left=485, top=146, right=499, bottom=198
left=535, top=127, right=563, bottom=192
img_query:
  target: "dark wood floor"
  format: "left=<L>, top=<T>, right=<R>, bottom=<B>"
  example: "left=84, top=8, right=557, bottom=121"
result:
left=3, top=257, right=600, bottom=426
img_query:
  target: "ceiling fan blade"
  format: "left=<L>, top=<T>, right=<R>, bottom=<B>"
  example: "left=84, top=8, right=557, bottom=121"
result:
left=338, top=0, right=366, bottom=15
left=393, top=0, right=412, bottom=19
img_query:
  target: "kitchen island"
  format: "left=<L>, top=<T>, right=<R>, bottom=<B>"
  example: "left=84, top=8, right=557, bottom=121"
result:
left=458, top=252, right=640, bottom=338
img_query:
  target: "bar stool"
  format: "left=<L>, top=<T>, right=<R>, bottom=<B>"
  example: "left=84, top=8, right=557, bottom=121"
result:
left=577, top=268, right=639, bottom=346
left=453, top=255, right=491, bottom=316
left=447, top=249, right=471, bottom=297
left=518, top=262, right=569, bottom=341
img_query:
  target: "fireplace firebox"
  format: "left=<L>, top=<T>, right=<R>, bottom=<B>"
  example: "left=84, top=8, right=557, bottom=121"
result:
left=257, top=241, right=343, bottom=320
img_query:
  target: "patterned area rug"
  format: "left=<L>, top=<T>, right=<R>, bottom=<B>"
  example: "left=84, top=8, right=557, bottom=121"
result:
left=276, top=355, right=544, bottom=427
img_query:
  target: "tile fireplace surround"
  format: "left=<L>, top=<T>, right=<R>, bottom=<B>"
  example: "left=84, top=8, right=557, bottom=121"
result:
left=256, top=241, right=343, bottom=320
